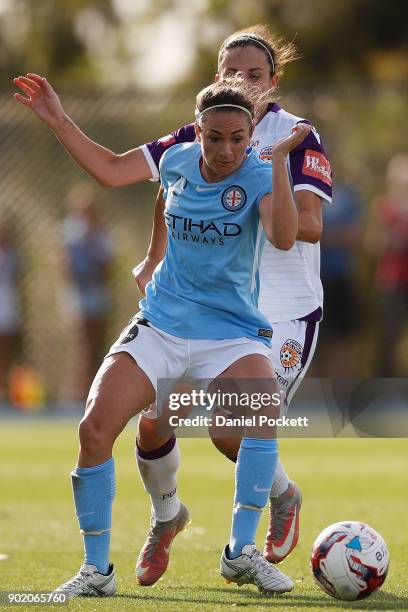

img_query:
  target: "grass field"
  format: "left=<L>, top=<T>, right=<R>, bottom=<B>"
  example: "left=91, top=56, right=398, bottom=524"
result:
left=0, top=420, right=407, bottom=611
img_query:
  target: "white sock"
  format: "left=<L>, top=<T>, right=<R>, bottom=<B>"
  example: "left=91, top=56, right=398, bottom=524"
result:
left=270, top=459, right=290, bottom=498
left=136, top=437, right=181, bottom=522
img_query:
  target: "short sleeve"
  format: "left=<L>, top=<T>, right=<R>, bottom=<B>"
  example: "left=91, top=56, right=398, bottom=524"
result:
left=141, top=124, right=196, bottom=181
left=158, top=147, right=172, bottom=199
left=289, top=124, right=333, bottom=203
left=256, top=167, right=273, bottom=208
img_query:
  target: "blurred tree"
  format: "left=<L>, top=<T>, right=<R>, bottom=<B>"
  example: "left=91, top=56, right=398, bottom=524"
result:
left=0, top=0, right=120, bottom=86
left=2, top=0, right=407, bottom=91
left=190, top=0, right=408, bottom=88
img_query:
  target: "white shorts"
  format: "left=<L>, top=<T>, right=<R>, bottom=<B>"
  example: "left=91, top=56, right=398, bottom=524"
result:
left=270, top=318, right=319, bottom=407
left=137, top=317, right=319, bottom=419
left=107, top=317, right=273, bottom=416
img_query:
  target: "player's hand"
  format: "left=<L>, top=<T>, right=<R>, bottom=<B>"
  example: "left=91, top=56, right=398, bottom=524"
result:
left=271, top=123, right=312, bottom=158
left=132, top=257, right=159, bottom=295
left=13, top=74, right=65, bottom=129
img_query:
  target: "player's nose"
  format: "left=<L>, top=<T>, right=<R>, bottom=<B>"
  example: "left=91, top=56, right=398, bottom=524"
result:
left=219, top=144, right=233, bottom=159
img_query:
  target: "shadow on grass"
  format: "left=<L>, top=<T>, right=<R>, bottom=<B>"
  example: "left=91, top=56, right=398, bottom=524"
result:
left=115, top=587, right=408, bottom=609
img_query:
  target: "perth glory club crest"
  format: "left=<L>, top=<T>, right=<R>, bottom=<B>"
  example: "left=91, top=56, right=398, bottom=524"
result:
left=280, top=339, right=303, bottom=372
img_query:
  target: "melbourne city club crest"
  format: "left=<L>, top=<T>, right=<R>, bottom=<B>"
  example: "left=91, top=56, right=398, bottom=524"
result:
left=221, top=185, right=247, bottom=212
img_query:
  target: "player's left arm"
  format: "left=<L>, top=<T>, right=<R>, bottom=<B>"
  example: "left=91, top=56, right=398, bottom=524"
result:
left=260, top=123, right=311, bottom=250
left=295, top=190, right=323, bottom=243
left=133, top=187, right=167, bottom=295
left=289, top=123, right=332, bottom=243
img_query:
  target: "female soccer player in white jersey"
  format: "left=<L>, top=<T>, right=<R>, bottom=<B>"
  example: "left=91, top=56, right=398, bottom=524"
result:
left=132, top=24, right=332, bottom=585
left=13, top=71, right=311, bottom=596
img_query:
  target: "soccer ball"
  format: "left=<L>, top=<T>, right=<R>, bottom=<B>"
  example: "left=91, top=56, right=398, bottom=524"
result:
left=311, top=521, right=389, bottom=600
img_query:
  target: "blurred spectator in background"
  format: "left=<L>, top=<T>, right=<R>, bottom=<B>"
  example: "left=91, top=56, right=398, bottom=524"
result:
left=0, top=221, right=21, bottom=403
left=316, top=181, right=362, bottom=377
left=366, top=154, right=408, bottom=377
left=61, top=183, right=113, bottom=400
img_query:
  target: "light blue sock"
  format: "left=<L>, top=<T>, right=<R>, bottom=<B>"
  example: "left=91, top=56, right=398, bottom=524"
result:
left=71, top=457, right=115, bottom=575
left=229, top=438, right=278, bottom=559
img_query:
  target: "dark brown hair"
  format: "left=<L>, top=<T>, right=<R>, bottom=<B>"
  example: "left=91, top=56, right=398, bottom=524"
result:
left=195, top=80, right=255, bottom=127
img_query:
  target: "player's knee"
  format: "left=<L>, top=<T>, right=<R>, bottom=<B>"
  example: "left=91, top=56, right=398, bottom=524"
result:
left=137, top=416, right=170, bottom=451
left=137, top=416, right=157, bottom=448
left=78, top=417, right=100, bottom=452
left=79, top=411, right=110, bottom=454
left=138, top=414, right=156, bottom=437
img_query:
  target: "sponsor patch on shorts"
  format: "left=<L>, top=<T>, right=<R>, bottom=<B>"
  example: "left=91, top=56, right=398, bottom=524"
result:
left=280, top=339, right=303, bottom=371
left=258, top=328, right=273, bottom=338
left=119, top=323, right=140, bottom=344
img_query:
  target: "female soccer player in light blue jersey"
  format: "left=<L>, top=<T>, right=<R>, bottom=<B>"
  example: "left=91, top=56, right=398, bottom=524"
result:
left=13, top=72, right=310, bottom=596
left=134, top=26, right=332, bottom=585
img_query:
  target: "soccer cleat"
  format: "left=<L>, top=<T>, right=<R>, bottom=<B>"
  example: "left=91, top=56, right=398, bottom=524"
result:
left=136, top=502, right=190, bottom=586
left=220, top=544, right=294, bottom=595
left=264, top=481, right=302, bottom=563
left=53, top=564, right=116, bottom=598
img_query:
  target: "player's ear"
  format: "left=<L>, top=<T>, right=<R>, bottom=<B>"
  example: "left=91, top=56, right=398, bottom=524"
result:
left=194, top=123, right=202, bottom=141
left=214, top=72, right=220, bottom=83
left=269, top=73, right=279, bottom=92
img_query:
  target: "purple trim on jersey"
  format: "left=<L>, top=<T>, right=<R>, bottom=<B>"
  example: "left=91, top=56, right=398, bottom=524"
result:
left=144, top=124, right=196, bottom=172
left=298, top=306, right=322, bottom=322
left=145, top=104, right=281, bottom=171
left=136, top=434, right=176, bottom=460
left=301, top=320, right=318, bottom=367
left=289, top=128, right=332, bottom=200
left=267, top=102, right=281, bottom=113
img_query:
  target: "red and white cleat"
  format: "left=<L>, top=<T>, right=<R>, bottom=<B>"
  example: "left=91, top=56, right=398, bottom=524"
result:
left=136, top=503, right=190, bottom=586
left=264, top=481, right=302, bottom=563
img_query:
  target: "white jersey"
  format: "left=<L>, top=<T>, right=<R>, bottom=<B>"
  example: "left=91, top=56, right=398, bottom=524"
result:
left=250, top=105, right=332, bottom=321
left=142, top=103, right=332, bottom=323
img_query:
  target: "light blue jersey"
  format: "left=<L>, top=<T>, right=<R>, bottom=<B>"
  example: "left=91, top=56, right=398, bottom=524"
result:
left=139, top=142, right=274, bottom=345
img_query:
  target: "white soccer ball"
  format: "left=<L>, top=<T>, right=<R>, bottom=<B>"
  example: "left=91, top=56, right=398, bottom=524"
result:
left=311, top=521, right=389, bottom=600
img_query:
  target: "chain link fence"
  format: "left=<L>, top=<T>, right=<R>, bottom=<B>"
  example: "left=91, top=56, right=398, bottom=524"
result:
left=1, top=83, right=407, bottom=407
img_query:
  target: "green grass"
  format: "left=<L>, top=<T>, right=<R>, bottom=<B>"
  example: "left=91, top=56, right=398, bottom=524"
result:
left=0, top=421, right=407, bottom=611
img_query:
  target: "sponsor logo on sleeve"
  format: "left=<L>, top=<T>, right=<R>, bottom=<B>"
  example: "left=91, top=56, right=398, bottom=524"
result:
left=221, top=186, right=247, bottom=212
left=302, top=149, right=332, bottom=186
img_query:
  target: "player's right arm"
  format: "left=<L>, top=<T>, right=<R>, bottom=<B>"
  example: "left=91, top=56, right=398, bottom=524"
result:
left=13, top=74, right=152, bottom=187
left=133, top=187, right=167, bottom=295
